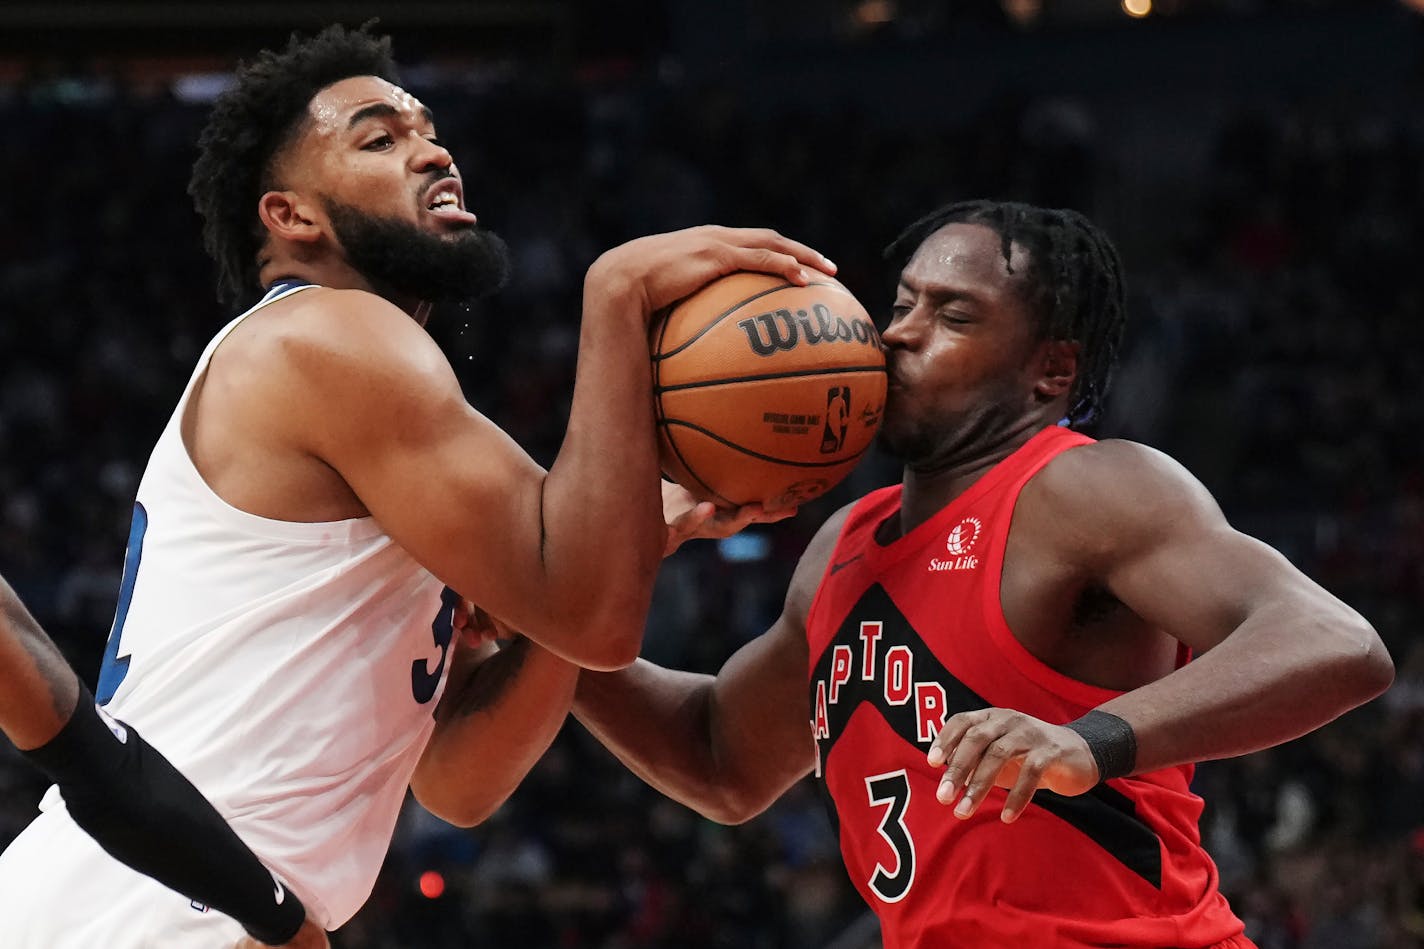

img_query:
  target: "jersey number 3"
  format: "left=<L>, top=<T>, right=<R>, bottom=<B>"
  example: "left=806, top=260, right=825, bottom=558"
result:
left=412, top=587, right=460, bottom=704
left=865, top=769, right=916, bottom=903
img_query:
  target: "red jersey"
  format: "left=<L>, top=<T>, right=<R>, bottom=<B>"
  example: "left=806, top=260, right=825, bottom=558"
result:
left=805, top=426, right=1245, bottom=949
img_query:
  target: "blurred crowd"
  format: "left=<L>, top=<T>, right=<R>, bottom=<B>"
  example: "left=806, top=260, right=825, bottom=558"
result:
left=0, top=13, right=1421, bottom=948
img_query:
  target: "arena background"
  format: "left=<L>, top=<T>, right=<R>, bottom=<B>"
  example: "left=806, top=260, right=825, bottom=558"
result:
left=0, top=1, right=1421, bottom=946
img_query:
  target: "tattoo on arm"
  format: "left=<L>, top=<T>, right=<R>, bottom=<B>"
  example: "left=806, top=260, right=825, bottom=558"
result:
left=2, top=593, right=78, bottom=724
left=442, top=638, right=532, bottom=720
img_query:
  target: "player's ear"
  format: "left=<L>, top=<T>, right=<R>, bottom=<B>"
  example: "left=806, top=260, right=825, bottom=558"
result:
left=1034, top=339, right=1079, bottom=401
left=257, top=191, right=323, bottom=244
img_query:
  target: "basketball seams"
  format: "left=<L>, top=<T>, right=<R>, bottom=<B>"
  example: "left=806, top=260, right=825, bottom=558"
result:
left=655, top=436, right=734, bottom=507
left=660, top=420, right=867, bottom=469
left=657, top=427, right=736, bottom=507
left=655, top=365, right=887, bottom=394
left=653, top=281, right=852, bottom=362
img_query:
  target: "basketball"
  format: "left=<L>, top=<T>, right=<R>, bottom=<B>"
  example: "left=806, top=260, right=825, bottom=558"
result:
left=652, top=271, right=887, bottom=508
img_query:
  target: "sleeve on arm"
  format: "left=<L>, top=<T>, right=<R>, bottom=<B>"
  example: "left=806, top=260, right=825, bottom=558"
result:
left=20, top=686, right=307, bottom=945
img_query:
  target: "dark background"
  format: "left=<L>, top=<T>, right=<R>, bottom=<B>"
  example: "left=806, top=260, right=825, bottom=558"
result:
left=0, top=1, right=1421, bottom=946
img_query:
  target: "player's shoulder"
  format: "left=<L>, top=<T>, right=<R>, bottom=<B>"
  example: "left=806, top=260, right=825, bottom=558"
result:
left=1035, top=437, right=1212, bottom=505
left=262, top=286, right=428, bottom=345
left=786, top=501, right=859, bottom=609
left=803, top=501, right=858, bottom=562
left=1024, top=437, right=1224, bottom=553
left=787, top=501, right=858, bottom=593
left=250, top=287, right=451, bottom=382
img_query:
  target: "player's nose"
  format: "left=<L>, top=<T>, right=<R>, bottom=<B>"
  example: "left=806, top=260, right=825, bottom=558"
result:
left=879, top=310, right=919, bottom=350
left=411, top=136, right=454, bottom=173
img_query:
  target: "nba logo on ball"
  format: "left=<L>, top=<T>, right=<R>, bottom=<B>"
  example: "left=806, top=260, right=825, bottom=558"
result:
left=820, top=386, right=851, bottom=454
left=946, top=517, right=982, bottom=556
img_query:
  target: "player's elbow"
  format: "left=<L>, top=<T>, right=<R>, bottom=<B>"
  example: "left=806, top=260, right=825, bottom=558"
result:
left=699, top=786, right=776, bottom=826
left=410, top=771, right=505, bottom=829
left=552, top=597, right=651, bottom=671
left=533, top=618, right=638, bottom=671
left=1345, top=618, right=1394, bottom=701
left=573, top=633, right=642, bottom=672
left=1319, top=609, right=1394, bottom=705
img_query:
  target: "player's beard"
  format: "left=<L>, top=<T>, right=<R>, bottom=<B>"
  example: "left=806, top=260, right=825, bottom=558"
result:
left=322, top=196, right=511, bottom=306
left=878, top=387, right=1024, bottom=471
left=877, top=409, right=939, bottom=466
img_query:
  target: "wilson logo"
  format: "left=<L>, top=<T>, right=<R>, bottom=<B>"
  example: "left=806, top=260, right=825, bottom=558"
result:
left=736, top=304, right=880, bottom=357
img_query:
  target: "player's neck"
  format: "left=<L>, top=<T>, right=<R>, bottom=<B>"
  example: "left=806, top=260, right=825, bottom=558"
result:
left=259, top=258, right=429, bottom=322
left=893, top=417, right=1050, bottom=538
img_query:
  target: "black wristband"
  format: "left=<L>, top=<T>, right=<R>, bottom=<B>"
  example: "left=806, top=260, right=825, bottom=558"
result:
left=1064, top=709, right=1138, bottom=782
left=22, top=687, right=307, bottom=945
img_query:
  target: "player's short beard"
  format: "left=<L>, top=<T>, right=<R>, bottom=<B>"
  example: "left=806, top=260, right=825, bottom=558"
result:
left=322, top=196, right=511, bottom=306
left=876, top=414, right=938, bottom=466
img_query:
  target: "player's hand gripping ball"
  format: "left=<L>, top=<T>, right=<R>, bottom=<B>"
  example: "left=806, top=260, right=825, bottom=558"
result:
left=652, top=272, right=887, bottom=508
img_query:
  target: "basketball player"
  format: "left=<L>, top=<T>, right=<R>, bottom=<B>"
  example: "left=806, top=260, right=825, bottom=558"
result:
left=579, top=201, right=1394, bottom=948
left=0, top=24, right=832, bottom=946
left=0, top=573, right=325, bottom=948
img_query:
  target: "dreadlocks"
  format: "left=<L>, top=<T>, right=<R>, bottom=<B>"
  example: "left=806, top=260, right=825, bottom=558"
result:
left=188, top=23, right=399, bottom=308
left=884, top=200, right=1127, bottom=428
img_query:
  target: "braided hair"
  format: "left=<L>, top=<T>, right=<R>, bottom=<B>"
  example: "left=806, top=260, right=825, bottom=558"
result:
left=188, top=23, right=400, bottom=308
left=884, top=200, right=1127, bottom=428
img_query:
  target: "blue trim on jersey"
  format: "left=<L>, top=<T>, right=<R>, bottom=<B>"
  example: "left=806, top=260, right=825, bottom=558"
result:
left=263, top=278, right=312, bottom=299
left=97, top=501, right=149, bottom=705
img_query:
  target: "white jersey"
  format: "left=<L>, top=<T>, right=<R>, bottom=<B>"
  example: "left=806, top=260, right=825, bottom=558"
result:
left=38, top=282, right=452, bottom=928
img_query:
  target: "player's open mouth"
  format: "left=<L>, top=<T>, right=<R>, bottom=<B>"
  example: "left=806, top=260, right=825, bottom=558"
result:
left=424, top=180, right=477, bottom=225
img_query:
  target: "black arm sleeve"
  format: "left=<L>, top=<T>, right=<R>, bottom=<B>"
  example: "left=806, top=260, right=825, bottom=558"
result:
left=19, top=686, right=307, bottom=945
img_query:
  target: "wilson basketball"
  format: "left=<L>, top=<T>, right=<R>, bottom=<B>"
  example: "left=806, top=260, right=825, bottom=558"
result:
left=652, top=271, right=887, bottom=508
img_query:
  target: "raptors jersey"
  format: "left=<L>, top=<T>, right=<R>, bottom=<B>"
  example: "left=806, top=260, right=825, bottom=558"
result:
left=806, top=426, right=1245, bottom=949
left=38, top=281, right=452, bottom=928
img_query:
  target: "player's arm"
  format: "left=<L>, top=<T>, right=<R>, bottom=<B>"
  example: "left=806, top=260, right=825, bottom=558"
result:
left=0, top=575, right=326, bottom=948
left=290, top=227, right=832, bottom=671
left=931, top=440, right=1393, bottom=821
left=1065, top=441, right=1392, bottom=766
left=411, top=609, right=578, bottom=827
left=571, top=508, right=845, bottom=823
left=408, top=485, right=793, bottom=826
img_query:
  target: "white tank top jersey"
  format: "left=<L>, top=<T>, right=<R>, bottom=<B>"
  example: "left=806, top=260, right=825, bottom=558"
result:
left=40, top=281, right=453, bottom=928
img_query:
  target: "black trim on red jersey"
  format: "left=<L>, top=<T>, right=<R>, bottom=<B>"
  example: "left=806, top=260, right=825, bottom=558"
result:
left=810, top=583, right=1163, bottom=889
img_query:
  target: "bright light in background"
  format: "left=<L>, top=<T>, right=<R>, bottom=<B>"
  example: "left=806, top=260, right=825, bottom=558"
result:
left=1122, top=0, right=1152, bottom=17
left=418, top=870, right=446, bottom=899
left=854, top=0, right=896, bottom=26
left=1002, top=0, right=1042, bottom=27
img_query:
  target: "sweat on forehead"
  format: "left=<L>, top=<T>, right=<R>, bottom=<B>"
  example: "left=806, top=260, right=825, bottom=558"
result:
left=305, top=76, right=429, bottom=132
left=912, top=223, right=1033, bottom=284
left=266, top=77, right=425, bottom=184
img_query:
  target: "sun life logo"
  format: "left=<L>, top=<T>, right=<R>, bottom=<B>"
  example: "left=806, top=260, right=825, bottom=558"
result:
left=945, top=517, right=982, bottom=556
left=930, top=517, right=983, bottom=572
